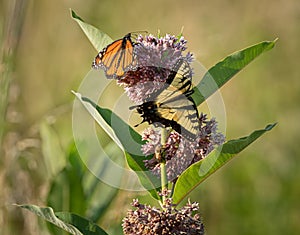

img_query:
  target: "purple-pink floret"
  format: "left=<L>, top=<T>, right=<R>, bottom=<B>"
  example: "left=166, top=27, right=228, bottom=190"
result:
left=117, top=34, right=193, bottom=103
left=122, top=197, right=204, bottom=235
left=142, top=113, right=225, bottom=181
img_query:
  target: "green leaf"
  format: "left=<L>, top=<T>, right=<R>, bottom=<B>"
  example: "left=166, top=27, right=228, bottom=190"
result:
left=40, top=121, right=66, bottom=177
left=70, top=9, right=112, bottom=51
left=17, top=205, right=83, bottom=235
left=73, top=92, right=161, bottom=200
left=47, top=142, right=120, bottom=224
left=172, top=123, right=277, bottom=204
left=55, top=212, right=109, bottom=235
left=18, top=204, right=109, bottom=235
left=124, top=151, right=161, bottom=199
left=192, top=39, right=277, bottom=106
left=72, top=91, right=143, bottom=153
left=47, top=144, right=87, bottom=217
left=82, top=141, right=121, bottom=222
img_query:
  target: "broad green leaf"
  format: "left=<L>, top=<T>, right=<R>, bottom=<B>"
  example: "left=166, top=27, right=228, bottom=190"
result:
left=192, top=39, right=277, bottom=106
left=18, top=205, right=83, bottom=235
left=72, top=91, right=143, bottom=154
left=173, top=123, right=276, bottom=204
left=70, top=9, right=112, bottom=51
left=73, top=92, right=161, bottom=200
left=124, top=151, right=161, bottom=199
left=55, top=212, right=109, bottom=235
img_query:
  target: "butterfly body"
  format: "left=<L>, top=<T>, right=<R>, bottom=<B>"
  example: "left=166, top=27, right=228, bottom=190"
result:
left=133, top=59, right=200, bottom=141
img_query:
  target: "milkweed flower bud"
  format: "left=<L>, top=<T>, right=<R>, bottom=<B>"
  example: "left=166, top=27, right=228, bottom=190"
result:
left=122, top=198, right=204, bottom=235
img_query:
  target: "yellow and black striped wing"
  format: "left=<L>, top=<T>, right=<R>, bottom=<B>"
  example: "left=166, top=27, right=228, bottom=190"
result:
left=132, top=59, right=200, bottom=140
left=155, top=59, right=199, bottom=140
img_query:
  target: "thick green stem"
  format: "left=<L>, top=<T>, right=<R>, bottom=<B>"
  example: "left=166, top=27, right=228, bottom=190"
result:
left=160, top=128, right=168, bottom=205
left=160, top=161, right=168, bottom=203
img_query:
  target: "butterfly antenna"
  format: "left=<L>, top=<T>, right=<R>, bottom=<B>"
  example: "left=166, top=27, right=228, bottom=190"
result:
left=134, top=120, right=144, bottom=127
left=129, top=104, right=139, bottom=110
left=130, top=31, right=148, bottom=40
left=131, top=30, right=148, bottom=34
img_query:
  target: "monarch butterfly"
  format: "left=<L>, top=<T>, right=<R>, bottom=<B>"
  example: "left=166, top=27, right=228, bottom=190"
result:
left=131, top=59, right=200, bottom=140
left=92, top=33, right=137, bottom=79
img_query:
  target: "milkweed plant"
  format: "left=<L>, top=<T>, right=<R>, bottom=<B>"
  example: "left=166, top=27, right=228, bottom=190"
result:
left=18, top=10, right=277, bottom=235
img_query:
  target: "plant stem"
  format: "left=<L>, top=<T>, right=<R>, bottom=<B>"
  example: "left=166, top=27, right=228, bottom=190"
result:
left=160, top=128, right=168, bottom=205
left=160, top=161, right=167, bottom=203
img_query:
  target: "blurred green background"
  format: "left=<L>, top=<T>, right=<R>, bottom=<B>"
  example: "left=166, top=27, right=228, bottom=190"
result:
left=1, top=0, right=299, bottom=234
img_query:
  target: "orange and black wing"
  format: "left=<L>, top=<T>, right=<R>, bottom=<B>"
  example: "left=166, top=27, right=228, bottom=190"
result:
left=92, top=33, right=136, bottom=79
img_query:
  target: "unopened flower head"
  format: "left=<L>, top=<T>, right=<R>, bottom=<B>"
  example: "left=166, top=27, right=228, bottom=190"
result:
left=122, top=198, right=204, bottom=235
